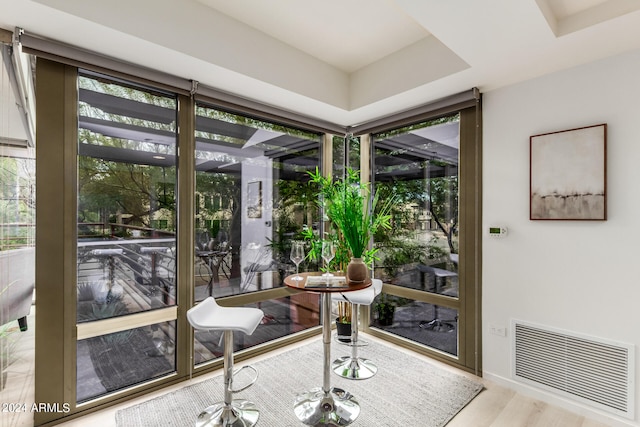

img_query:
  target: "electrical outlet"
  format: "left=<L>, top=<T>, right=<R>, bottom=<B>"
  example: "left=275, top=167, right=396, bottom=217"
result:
left=489, top=324, right=507, bottom=337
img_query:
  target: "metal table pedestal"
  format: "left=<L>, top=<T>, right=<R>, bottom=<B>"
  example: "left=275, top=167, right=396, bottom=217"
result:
left=293, top=293, right=360, bottom=426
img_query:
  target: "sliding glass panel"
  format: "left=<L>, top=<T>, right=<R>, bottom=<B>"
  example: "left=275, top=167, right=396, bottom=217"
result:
left=76, top=72, right=178, bottom=402
left=373, top=116, right=459, bottom=287
left=77, top=72, right=178, bottom=319
left=194, top=104, right=321, bottom=300
left=193, top=104, right=322, bottom=365
left=372, top=115, right=460, bottom=356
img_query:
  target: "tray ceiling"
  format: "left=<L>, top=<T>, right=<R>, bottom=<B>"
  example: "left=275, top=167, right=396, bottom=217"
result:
left=3, top=0, right=640, bottom=126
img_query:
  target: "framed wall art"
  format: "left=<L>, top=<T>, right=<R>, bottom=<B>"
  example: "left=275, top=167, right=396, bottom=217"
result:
left=247, top=181, right=262, bottom=218
left=530, top=123, right=607, bottom=220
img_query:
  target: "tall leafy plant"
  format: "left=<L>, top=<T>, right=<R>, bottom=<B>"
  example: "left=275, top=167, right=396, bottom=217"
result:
left=301, top=229, right=350, bottom=274
left=307, top=167, right=395, bottom=264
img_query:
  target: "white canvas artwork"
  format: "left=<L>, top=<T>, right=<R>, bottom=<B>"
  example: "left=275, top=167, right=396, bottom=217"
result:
left=530, top=124, right=606, bottom=220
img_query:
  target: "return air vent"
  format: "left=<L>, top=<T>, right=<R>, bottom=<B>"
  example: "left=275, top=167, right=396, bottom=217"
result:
left=513, top=320, right=634, bottom=419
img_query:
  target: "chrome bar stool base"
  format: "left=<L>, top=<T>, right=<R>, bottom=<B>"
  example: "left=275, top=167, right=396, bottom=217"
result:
left=419, top=319, right=455, bottom=332
left=331, top=279, right=383, bottom=382
left=293, top=387, right=360, bottom=426
left=331, top=356, right=377, bottom=380
left=196, top=400, right=259, bottom=427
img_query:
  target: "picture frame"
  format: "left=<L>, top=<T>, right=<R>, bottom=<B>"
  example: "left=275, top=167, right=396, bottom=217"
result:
left=247, top=181, right=262, bottom=218
left=530, top=123, right=607, bottom=220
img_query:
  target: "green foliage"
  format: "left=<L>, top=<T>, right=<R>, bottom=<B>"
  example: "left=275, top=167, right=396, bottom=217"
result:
left=274, top=173, right=319, bottom=226
left=374, top=298, right=396, bottom=325
left=373, top=293, right=412, bottom=325
left=265, top=169, right=321, bottom=267
left=194, top=171, right=238, bottom=240
left=379, top=236, right=446, bottom=279
left=77, top=74, right=178, bottom=232
left=78, top=153, right=177, bottom=230
left=307, top=167, right=396, bottom=264
left=77, top=281, right=126, bottom=319
left=300, top=227, right=322, bottom=261
left=301, top=227, right=350, bottom=274
left=372, top=117, right=460, bottom=254
left=87, top=300, right=128, bottom=320
left=266, top=227, right=298, bottom=265
left=0, top=156, right=35, bottom=250
left=77, top=294, right=133, bottom=344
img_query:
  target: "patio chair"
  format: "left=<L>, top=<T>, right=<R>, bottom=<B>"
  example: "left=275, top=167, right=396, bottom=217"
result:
left=417, top=264, right=458, bottom=332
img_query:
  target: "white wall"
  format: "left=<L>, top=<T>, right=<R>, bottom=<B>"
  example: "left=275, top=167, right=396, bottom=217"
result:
left=483, top=48, right=640, bottom=426
left=241, top=157, right=274, bottom=289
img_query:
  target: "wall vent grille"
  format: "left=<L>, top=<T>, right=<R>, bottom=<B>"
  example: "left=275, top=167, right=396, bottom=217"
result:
left=513, top=321, right=634, bottom=419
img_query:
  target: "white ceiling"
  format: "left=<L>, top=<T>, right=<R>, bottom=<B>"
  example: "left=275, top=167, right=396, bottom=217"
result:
left=2, top=0, right=640, bottom=127
left=196, top=0, right=432, bottom=74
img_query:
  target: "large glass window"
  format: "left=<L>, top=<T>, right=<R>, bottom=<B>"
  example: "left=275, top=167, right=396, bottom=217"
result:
left=76, top=72, right=178, bottom=401
left=34, top=56, right=481, bottom=419
left=193, top=104, right=322, bottom=364
left=0, top=43, right=36, bottom=426
left=371, top=115, right=460, bottom=356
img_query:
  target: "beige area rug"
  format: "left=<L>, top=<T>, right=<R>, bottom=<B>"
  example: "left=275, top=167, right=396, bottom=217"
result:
left=116, top=338, right=483, bottom=426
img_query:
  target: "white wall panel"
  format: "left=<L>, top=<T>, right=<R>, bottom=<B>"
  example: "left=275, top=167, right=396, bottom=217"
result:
left=483, top=47, right=640, bottom=427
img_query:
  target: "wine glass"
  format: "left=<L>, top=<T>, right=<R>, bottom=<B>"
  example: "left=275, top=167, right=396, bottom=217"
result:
left=321, top=241, right=335, bottom=277
left=290, top=241, right=305, bottom=281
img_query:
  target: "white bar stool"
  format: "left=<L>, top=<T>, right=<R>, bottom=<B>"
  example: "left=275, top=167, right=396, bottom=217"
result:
left=331, top=279, right=383, bottom=380
left=187, top=297, right=264, bottom=427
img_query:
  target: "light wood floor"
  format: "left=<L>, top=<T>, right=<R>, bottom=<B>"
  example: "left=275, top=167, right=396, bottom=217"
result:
left=2, top=312, right=614, bottom=427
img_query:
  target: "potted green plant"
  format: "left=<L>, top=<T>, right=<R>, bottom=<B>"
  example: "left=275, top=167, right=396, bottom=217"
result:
left=374, top=294, right=396, bottom=326
left=307, top=167, right=395, bottom=283
left=335, top=300, right=352, bottom=342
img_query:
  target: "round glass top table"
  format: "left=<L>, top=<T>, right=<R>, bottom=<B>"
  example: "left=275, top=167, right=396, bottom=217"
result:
left=284, top=272, right=371, bottom=426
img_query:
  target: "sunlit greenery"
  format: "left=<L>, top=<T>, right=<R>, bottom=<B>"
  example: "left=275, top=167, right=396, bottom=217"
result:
left=0, top=156, right=35, bottom=250
left=372, top=115, right=460, bottom=280
left=74, top=73, right=458, bottom=289
left=307, top=167, right=395, bottom=263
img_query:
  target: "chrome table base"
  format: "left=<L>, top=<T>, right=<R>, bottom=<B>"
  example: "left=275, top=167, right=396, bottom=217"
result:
left=195, top=399, right=259, bottom=427
left=293, top=387, right=360, bottom=426
left=293, top=292, right=361, bottom=426
left=331, top=355, right=377, bottom=380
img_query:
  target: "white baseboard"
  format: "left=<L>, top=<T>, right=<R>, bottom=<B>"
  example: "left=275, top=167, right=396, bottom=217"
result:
left=482, top=371, right=637, bottom=427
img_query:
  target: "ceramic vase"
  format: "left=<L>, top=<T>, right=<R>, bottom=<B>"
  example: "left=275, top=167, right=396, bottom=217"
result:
left=346, top=257, right=368, bottom=284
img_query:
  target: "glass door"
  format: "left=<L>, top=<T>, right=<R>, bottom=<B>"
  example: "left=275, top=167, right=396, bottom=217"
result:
left=75, top=72, right=178, bottom=402
left=192, top=103, right=323, bottom=365
left=371, top=115, right=461, bottom=357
